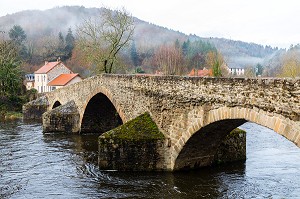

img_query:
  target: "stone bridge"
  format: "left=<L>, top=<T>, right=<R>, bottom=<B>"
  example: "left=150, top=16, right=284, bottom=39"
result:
left=23, top=74, right=300, bottom=171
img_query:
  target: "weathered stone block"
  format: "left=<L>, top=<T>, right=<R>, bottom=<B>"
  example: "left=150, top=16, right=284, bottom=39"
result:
left=213, top=128, right=246, bottom=165
left=43, top=100, right=80, bottom=133
left=22, top=96, right=48, bottom=120
left=98, top=112, right=166, bottom=171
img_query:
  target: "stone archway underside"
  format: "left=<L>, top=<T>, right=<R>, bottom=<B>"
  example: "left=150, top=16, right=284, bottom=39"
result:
left=174, top=119, right=246, bottom=170
left=170, top=106, right=300, bottom=171
left=80, top=93, right=123, bottom=134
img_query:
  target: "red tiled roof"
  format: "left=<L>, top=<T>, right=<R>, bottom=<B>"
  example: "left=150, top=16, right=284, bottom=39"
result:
left=188, top=68, right=212, bottom=77
left=35, top=62, right=60, bottom=74
left=47, top=74, right=80, bottom=86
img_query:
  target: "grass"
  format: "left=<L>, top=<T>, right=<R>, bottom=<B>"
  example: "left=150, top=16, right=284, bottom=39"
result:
left=0, top=111, right=23, bottom=121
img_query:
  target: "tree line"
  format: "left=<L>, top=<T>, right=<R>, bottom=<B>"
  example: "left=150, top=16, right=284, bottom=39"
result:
left=244, top=45, right=300, bottom=78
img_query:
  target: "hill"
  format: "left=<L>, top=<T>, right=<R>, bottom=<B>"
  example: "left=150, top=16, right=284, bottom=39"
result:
left=0, top=6, right=280, bottom=70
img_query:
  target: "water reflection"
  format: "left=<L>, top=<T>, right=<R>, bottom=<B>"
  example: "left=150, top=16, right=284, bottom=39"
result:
left=0, top=122, right=299, bottom=198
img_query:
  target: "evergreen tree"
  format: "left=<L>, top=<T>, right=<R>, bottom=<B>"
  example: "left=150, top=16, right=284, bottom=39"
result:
left=57, top=32, right=65, bottom=59
left=65, top=28, right=75, bottom=59
left=0, top=40, right=22, bottom=97
left=182, top=39, right=190, bottom=56
left=256, top=63, right=264, bottom=76
left=130, top=41, right=139, bottom=69
left=175, top=39, right=180, bottom=49
left=212, top=58, right=222, bottom=77
left=8, top=25, right=28, bottom=61
left=8, top=25, right=26, bottom=45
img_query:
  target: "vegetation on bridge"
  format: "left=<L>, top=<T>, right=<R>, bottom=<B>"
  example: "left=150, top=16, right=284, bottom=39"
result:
left=101, top=112, right=164, bottom=141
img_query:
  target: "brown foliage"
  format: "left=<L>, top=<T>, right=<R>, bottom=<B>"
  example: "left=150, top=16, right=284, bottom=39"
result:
left=152, top=44, right=185, bottom=75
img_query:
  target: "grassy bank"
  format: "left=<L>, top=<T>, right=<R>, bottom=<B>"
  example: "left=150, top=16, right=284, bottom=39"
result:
left=0, top=111, right=23, bottom=121
left=0, top=89, right=37, bottom=122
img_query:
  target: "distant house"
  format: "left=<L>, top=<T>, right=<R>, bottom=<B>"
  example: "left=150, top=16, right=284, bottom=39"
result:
left=24, top=74, right=35, bottom=90
left=188, top=68, right=212, bottom=77
left=228, top=63, right=245, bottom=76
left=48, top=73, right=82, bottom=90
left=34, top=60, right=81, bottom=93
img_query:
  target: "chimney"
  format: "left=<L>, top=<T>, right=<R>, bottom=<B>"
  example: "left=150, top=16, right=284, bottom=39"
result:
left=57, top=57, right=61, bottom=62
left=45, top=61, right=48, bottom=65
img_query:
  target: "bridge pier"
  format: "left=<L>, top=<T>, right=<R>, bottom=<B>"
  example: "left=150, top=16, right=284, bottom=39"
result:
left=43, top=100, right=80, bottom=133
left=98, top=113, right=169, bottom=171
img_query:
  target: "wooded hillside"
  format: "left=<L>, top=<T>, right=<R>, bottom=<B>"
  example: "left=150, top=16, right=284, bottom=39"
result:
left=0, top=6, right=283, bottom=75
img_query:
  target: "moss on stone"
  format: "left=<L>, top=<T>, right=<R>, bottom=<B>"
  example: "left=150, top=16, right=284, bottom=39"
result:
left=227, top=128, right=246, bottom=138
left=101, top=112, right=164, bottom=141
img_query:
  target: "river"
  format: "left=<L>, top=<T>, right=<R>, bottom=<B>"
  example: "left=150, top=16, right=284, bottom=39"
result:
left=0, top=121, right=299, bottom=198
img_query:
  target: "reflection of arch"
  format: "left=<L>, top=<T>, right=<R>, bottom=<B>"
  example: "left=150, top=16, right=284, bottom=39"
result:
left=52, top=101, right=61, bottom=109
left=172, top=106, right=300, bottom=170
left=80, top=90, right=123, bottom=134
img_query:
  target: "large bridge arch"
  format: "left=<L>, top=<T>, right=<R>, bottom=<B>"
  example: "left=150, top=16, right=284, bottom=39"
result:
left=171, top=106, right=300, bottom=170
left=79, top=86, right=125, bottom=134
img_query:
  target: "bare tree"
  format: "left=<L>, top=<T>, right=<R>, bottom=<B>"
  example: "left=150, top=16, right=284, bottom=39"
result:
left=279, top=49, right=300, bottom=78
left=244, top=65, right=256, bottom=78
left=77, top=8, right=135, bottom=74
left=153, top=44, right=185, bottom=75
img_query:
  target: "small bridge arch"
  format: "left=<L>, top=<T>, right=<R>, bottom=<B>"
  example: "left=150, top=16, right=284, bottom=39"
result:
left=171, top=106, right=300, bottom=170
left=52, top=101, right=62, bottom=109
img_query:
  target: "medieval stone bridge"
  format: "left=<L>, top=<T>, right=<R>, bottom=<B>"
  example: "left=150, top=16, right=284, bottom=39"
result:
left=23, top=74, right=300, bottom=171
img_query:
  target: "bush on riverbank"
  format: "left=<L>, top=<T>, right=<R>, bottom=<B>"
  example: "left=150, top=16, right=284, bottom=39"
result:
left=0, top=89, right=37, bottom=121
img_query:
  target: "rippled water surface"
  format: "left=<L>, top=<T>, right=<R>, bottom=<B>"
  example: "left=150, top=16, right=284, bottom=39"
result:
left=0, top=121, right=299, bottom=198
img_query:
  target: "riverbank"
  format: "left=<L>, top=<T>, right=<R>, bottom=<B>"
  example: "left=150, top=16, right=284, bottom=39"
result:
left=0, top=111, right=23, bottom=121
left=0, top=89, right=37, bottom=122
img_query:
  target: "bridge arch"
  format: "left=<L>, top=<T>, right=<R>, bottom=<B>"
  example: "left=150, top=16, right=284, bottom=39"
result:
left=79, top=86, right=125, bottom=134
left=52, top=101, right=62, bottom=109
left=171, top=106, right=300, bottom=170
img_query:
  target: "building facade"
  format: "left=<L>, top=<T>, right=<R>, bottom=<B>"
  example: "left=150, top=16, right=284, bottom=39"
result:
left=34, top=61, right=76, bottom=93
left=229, top=67, right=245, bottom=76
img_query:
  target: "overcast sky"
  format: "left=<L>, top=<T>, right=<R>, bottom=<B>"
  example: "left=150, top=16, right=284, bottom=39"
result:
left=1, top=0, right=299, bottom=48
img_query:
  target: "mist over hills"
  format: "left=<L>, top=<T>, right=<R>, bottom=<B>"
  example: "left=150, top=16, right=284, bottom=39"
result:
left=0, top=6, right=280, bottom=69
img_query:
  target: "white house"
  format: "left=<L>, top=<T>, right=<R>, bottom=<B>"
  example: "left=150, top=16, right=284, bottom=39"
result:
left=34, top=61, right=78, bottom=93
left=229, top=67, right=245, bottom=76
left=228, top=63, right=245, bottom=76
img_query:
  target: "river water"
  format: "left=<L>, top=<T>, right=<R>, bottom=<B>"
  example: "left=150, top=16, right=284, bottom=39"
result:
left=0, top=121, right=299, bottom=198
